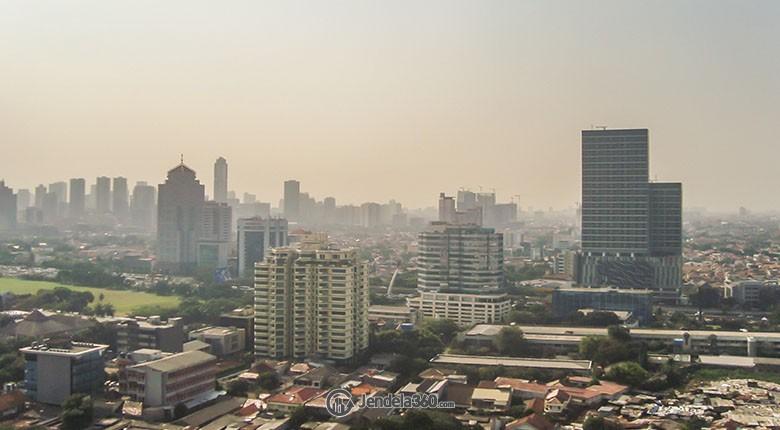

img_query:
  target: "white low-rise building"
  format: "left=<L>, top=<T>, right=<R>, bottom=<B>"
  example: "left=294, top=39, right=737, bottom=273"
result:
left=407, top=292, right=511, bottom=326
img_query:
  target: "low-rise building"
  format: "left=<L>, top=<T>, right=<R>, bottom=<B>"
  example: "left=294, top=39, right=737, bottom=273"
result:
left=188, top=326, right=246, bottom=357
left=407, top=292, right=511, bottom=326
left=121, top=350, right=217, bottom=410
left=220, top=307, right=254, bottom=351
left=466, top=324, right=780, bottom=357
left=551, top=287, right=653, bottom=324
left=505, top=413, right=555, bottom=430
left=117, top=317, right=185, bottom=353
left=265, top=386, right=326, bottom=413
left=544, top=389, right=570, bottom=414
left=368, top=305, right=419, bottom=325
left=725, top=280, right=765, bottom=307
left=470, top=387, right=510, bottom=411
left=429, top=354, right=592, bottom=374
left=21, top=341, right=108, bottom=405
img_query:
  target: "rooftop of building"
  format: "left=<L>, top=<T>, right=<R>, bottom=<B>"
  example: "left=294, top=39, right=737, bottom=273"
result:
left=430, top=354, right=592, bottom=371
left=20, top=341, right=108, bottom=357
left=129, top=350, right=215, bottom=373
left=189, top=326, right=242, bottom=337
left=265, top=386, right=325, bottom=405
left=1, top=309, right=95, bottom=338
left=555, top=286, right=654, bottom=295
left=119, top=316, right=182, bottom=329
left=220, top=307, right=254, bottom=318
left=469, top=324, right=780, bottom=341
left=367, top=305, right=412, bottom=313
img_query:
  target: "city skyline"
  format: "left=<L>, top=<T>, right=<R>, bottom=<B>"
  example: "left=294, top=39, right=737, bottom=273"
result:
left=2, top=1, right=778, bottom=211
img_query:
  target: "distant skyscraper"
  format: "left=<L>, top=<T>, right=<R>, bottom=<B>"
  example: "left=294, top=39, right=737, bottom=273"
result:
left=69, top=178, right=86, bottom=219
left=283, top=180, right=300, bottom=221
left=34, top=185, right=46, bottom=209
left=417, top=222, right=504, bottom=293
left=48, top=182, right=67, bottom=204
left=0, top=181, right=17, bottom=230
left=157, top=162, right=205, bottom=273
left=237, top=217, right=288, bottom=277
left=254, top=244, right=369, bottom=363
left=438, top=193, right=456, bottom=223
left=213, top=157, right=228, bottom=204
left=95, top=176, right=111, bottom=214
left=130, top=182, right=156, bottom=232
left=198, top=201, right=232, bottom=269
left=577, top=128, right=682, bottom=302
left=243, top=193, right=256, bottom=204
left=438, top=192, right=481, bottom=225
left=457, top=190, right=477, bottom=211
left=16, top=189, right=30, bottom=211
left=48, top=181, right=68, bottom=219
left=322, top=197, right=336, bottom=224
left=41, top=192, right=58, bottom=224
left=112, top=177, right=129, bottom=221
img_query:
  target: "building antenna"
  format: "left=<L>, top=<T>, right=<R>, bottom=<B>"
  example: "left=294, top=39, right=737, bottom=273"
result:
left=180, top=154, right=184, bottom=165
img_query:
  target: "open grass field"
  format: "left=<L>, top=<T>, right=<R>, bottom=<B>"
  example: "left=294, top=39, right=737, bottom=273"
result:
left=0, top=277, right=180, bottom=316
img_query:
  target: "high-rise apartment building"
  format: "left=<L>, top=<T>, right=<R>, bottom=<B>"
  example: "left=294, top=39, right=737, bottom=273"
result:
left=16, top=189, right=30, bottom=211
left=439, top=192, right=482, bottom=226
left=213, top=157, right=228, bottom=204
left=457, top=190, right=478, bottom=211
left=438, top=193, right=456, bottom=223
left=130, top=181, right=157, bottom=232
left=34, top=184, right=46, bottom=209
left=417, top=222, right=504, bottom=293
left=254, top=244, right=369, bottom=364
left=283, top=180, right=300, bottom=221
left=95, top=176, right=111, bottom=214
left=0, top=181, right=17, bottom=230
left=48, top=181, right=67, bottom=204
left=577, top=128, right=682, bottom=302
left=237, top=217, right=288, bottom=278
left=69, top=178, right=86, bottom=219
left=16, top=189, right=30, bottom=223
left=198, top=201, right=232, bottom=269
left=49, top=181, right=68, bottom=219
left=41, top=192, right=59, bottom=224
left=157, top=162, right=205, bottom=273
left=360, top=202, right=381, bottom=228
left=112, top=177, right=129, bottom=222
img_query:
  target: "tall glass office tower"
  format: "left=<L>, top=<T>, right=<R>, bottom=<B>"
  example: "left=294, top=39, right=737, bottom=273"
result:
left=577, top=129, right=682, bottom=303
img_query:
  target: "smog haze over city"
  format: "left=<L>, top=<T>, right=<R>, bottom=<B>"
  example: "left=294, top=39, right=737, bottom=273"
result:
left=2, top=1, right=779, bottom=211
left=3, top=3, right=780, bottom=430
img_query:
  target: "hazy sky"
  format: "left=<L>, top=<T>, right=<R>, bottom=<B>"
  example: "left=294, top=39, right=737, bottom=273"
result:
left=1, top=1, right=778, bottom=211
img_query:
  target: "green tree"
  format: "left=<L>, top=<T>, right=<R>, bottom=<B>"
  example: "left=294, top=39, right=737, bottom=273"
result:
left=61, top=394, right=94, bottom=430
left=583, top=415, right=623, bottom=430
left=494, top=327, right=526, bottom=356
left=605, top=362, right=649, bottom=387
left=580, top=311, right=622, bottom=327
left=507, top=404, right=527, bottom=418
left=227, top=379, right=249, bottom=396
left=288, top=407, right=311, bottom=428
left=258, top=372, right=280, bottom=391
left=607, top=325, right=631, bottom=342
left=420, top=319, right=460, bottom=344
